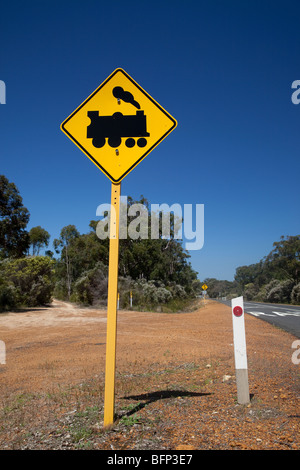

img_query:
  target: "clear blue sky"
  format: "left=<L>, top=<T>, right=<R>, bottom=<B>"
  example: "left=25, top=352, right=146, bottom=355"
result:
left=1, top=0, right=299, bottom=282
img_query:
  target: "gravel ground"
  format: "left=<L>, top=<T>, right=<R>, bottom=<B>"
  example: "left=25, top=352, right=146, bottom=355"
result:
left=0, top=299, right=299, bottom=451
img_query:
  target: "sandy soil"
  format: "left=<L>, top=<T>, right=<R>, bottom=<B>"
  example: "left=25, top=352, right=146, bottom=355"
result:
left=0, top=299, right=299, bottom=450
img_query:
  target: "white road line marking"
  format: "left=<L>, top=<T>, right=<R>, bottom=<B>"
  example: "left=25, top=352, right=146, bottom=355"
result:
left=247, top=311, right=275, bottom=317
left=272, top=311, right=300, bottom=317
left=247, top=310, right=300, bottom=318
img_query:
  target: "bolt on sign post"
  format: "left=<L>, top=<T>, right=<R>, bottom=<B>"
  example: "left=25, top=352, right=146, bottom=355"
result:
left=60, top=68, right=177, bottom=427
left=231, top=296, right=250, bottom=405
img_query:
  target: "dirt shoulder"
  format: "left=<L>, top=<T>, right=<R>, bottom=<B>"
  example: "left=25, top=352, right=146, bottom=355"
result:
left=0, top=299, right=299, bottom=450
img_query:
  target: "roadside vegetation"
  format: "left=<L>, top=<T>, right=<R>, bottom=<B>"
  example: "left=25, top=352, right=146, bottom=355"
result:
left=0, top=175, right=201, bottom=312
left=1, top=174, right=299, bottom=312
left=204, top=235, right=300, bottom=304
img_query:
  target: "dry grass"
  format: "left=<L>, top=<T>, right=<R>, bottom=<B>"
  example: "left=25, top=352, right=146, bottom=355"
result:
left=0, top=299, right=299, bottom=450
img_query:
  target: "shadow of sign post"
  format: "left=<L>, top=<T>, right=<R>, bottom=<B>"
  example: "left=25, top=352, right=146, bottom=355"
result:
left=120, top=390, right=212, bottom=418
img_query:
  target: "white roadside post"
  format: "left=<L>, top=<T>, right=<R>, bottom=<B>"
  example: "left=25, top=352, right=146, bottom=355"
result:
left=231, top=296, right=250, bottom=405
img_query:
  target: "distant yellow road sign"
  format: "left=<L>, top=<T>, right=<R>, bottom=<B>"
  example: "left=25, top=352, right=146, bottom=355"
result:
left=202, top=284, right=208, bottom=290
left=61, top=68, right=177, bottom=183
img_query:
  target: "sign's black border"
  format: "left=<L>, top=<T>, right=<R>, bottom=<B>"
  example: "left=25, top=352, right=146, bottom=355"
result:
left=61, top=68, right=177, bottom=183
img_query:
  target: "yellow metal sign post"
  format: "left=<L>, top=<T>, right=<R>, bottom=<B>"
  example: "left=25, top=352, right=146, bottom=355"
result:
left=60, top=68, right=176, bottom=428
left=104, top=182, right=121, bottom=427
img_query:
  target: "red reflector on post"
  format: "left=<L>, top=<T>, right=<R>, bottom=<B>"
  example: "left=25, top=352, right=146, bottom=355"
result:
left=233, top=306, right=243, bottom=317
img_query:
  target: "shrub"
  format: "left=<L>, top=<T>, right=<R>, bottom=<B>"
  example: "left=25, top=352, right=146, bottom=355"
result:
left=131, top=279, right=173, bottom=305
left=73, top=262, right=108, bottom=305
left=243, top=283, right=259, bottom=301
left=53, top=279, right=68, bottom=301
left=255, top=279, right=281, bottom=302
left=154, top=287, right=173, bottom=303
left=0, top=256, right=55, bottom=308
left=0, top=280, right=18, bottom=312
left=291, top=283, right=300, bottom=305
left=169, top=284, right=187, bottom=298
left=266, top=279, right=294, bottom=304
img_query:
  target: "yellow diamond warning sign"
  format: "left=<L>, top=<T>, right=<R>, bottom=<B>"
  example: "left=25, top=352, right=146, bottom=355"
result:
left=60, top=68, right=177, bottom=183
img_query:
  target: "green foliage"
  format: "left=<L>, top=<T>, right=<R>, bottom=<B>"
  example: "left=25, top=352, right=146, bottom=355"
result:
left=265, top=235, right=300, bottom=282
left=234, top=235, right=300, bottom=304
left=29, top=226, right=50, bottom=255
left=0, top=277, right=18, bottom=311
left=53, top=225, right=80, bottom=299
left=204, top=278, right=238, bottom=299
left=120, top=413, right=141, bottom=426
left=53, top=196, right=199, bottom=309
left=0, top=256, right=55, bottom=310
left=206, top=235, right=300, bottom=304
left=0, top=175, right=30, bottom=258
left=234, top=261, right=271, bottom=291
left=2, top=175, right=298, bottom=310
left=266, top=279, right=294, bottom=304
left=133, top=279, right=173, bottom=305
left=291, top=283, right=300, bottom=304
left=243, top=283, right=259, bottom=301
left=72, top=262, right=108, bottom=305
left=0, top=176, right=55, bottom=311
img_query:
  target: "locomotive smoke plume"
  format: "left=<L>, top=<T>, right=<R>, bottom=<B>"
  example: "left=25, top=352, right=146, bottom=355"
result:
left=113, top=86, right=141, bottom=109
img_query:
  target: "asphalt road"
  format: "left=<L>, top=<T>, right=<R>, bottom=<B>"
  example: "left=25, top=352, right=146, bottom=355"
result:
left=216, top=299, right=300, bottom=338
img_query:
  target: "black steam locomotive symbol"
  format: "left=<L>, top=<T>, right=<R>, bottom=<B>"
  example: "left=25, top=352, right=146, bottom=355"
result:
left=87, top=86, right=150, bottom=149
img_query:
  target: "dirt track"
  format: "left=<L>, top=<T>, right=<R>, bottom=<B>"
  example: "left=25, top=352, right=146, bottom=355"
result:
left=0, top=299, right=299, bottom=450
